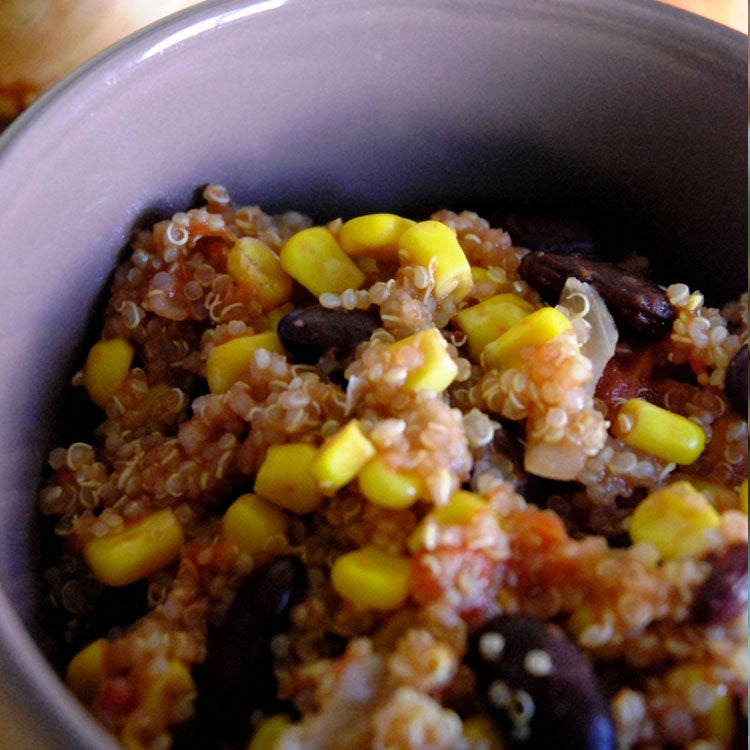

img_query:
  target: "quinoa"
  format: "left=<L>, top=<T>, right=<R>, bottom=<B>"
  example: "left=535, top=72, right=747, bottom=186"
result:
left=40, top=187, right=747, bottom=750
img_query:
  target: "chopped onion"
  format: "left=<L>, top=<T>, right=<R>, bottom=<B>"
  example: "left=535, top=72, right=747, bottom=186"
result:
left=559, top=277, right=618, bottom=396
left=524, top=278, right=617, bottom=481
left=524, top=439, right=587, bottom=481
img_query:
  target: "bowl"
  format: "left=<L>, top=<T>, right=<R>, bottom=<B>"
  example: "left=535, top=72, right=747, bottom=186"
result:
left=0, top=0, right=745, bottom=747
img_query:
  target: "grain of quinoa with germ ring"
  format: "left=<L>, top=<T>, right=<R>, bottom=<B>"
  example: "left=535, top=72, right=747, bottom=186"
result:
left=40, top=185, right=748, bottom=750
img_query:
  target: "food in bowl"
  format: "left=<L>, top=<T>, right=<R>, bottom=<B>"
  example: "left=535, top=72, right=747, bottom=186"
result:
left=39, top=185, right=748, bottom=750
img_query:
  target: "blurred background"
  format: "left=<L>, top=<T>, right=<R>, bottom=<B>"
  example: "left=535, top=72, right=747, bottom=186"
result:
left=0, top=0, right=747, bottom=130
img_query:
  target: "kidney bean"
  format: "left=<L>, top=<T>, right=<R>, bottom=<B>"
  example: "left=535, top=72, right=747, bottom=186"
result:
left=691, top=543, right=748, bottom=625
left=724, top=344, right=747, bottom=417
left=501, top=212, right=599, bottom=257
left=192, top=554, right=307, bottom=744
left=467, top=615, right=615, bottom=750
left=277, top=305, right=381, bottom=366
left=519, top=251, right=676, bottom=340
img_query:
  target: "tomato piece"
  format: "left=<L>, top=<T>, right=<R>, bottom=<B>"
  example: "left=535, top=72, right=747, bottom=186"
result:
left=97, top=676, right=137, bottom=718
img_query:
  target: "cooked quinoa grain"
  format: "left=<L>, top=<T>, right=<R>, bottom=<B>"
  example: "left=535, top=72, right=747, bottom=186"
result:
left=42, top=187, right=747, bottom=750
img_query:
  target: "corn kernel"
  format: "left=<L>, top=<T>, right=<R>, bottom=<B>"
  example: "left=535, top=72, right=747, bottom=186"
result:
left=266, top=301, right=295, bottom=332
left=207, top=332, right=286, bottom=394
left=339, top=213, right=415, bottom=261
left=254, top=443, right=323, bottom=514
left=629, top=481, right=720, bottom=559
left=312, top=419, right=376, bottom=494
left=141, top=660, right=195, bottom=715
left=331, top=546, right=411, bottom=611
left=389, top=327, right=458, bottom=392
left=453, top=294, right=536, bottom=361
left=83, top=509, right=184, bottom=587
left=280, top=227, right=365, bottom=297
left=83, top=338, right=134, bottom=407
left=482, top=307, right=573, bottom=371
left=222, top=493, right=288, bottom=556
left=66, top=638, right=109, bottom=703
left=358, top=456, right=423, bottom=509
left=398, top=220, right=472, bottom=301
left=227, top=237, right=293, bottom=311
left=248, top=714, right=292, bottom=750
left=738, top=479, right=747, bottom=514
left=665, top=665, right=734, bottom=745
left=470, top=266, right=492, bottom=284
left=687, top=478, right=737, bottom=512
left=408, top=490, right=487, bottom=552
left=614, top=398, right=706, bottom=465
left=434, top=490, right=487, bottom=524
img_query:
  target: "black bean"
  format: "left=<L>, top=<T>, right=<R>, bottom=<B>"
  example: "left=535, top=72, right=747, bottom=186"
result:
left=467, top=615, right=615, bottom=750
left=192, top=554, right=307, bottom=745
left=277, top=305, right=381, bottom=367
left=691, top=543, right=748, bottom=625
left=519, top=251, right=676, bottom=340
left=471, top=423, right=527, bottom=495
left=500, top=213, right=599, bottom=257
left=724, top=344, right=747, bottom=417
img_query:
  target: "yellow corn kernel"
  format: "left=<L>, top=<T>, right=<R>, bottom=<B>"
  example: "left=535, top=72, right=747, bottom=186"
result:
left=280, top=226, right=365, bottom=297
left=628, top=481, right=720, bottom=559
left=206, top=332, right=286, bottom=394
left=614, top=398, right=706, bottom=465
left=83, top=338, right=134, bottom=407
left=482, top=306, right=573, bottom=371
left=398, top=220, right=472, bottom=301
left=408, top=490, right=487, bottom=553
left=254, top=443, right=323, bottom=514
left=66, top=638, right=109, bottom=703
left=470, top=266, right=491, bottom=284
left=665, top=665, right=734, bottom=745
left=227, top=237, right=293, bottom=311
left=83, top=509, right=184, bottom=587
left=266, top=301, right=295, bottom=332
left=222, top=493, right=288, bottom=556
left=453, top=294, right=536, bottom=361
left=738, top=479, right=747, bottom=514
left=339, top=213, right=416, bottom=261
left=331, top=546, right=411, bottom=611
left=248, top=714, right=292, bottom=750
left=141, top=659, right=195, bottom=715
left=311, top=419, right=376, bottom=494
left=435, top=490, right=487, bottom=524
left=358, top=456, right=423, bottom=509
left=687, top=478, right=737, bottom=512
left=389, top=327, right=458, bottom=392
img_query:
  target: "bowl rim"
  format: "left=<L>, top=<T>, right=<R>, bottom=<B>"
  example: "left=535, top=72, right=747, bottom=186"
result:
left=0, top=0, right=745, bottom=747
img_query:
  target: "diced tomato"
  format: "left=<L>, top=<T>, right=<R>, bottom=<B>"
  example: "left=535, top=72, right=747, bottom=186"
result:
left=96, top=676, right=137, bottom=718
left=595, top=344, right=663, bottom=421
left=193, top=235, right=233, bottom=270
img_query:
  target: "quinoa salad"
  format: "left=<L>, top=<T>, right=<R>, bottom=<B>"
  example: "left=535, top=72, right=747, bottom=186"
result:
left=39, top=186, right=748, bottom=750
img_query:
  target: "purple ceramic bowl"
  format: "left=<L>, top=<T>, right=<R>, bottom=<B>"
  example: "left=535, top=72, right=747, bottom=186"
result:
left=0, top=0, right=745, bottom=747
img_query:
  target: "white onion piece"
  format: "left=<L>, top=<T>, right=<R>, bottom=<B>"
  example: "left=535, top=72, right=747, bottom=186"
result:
left=559, top=276, right=618, bottom=396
